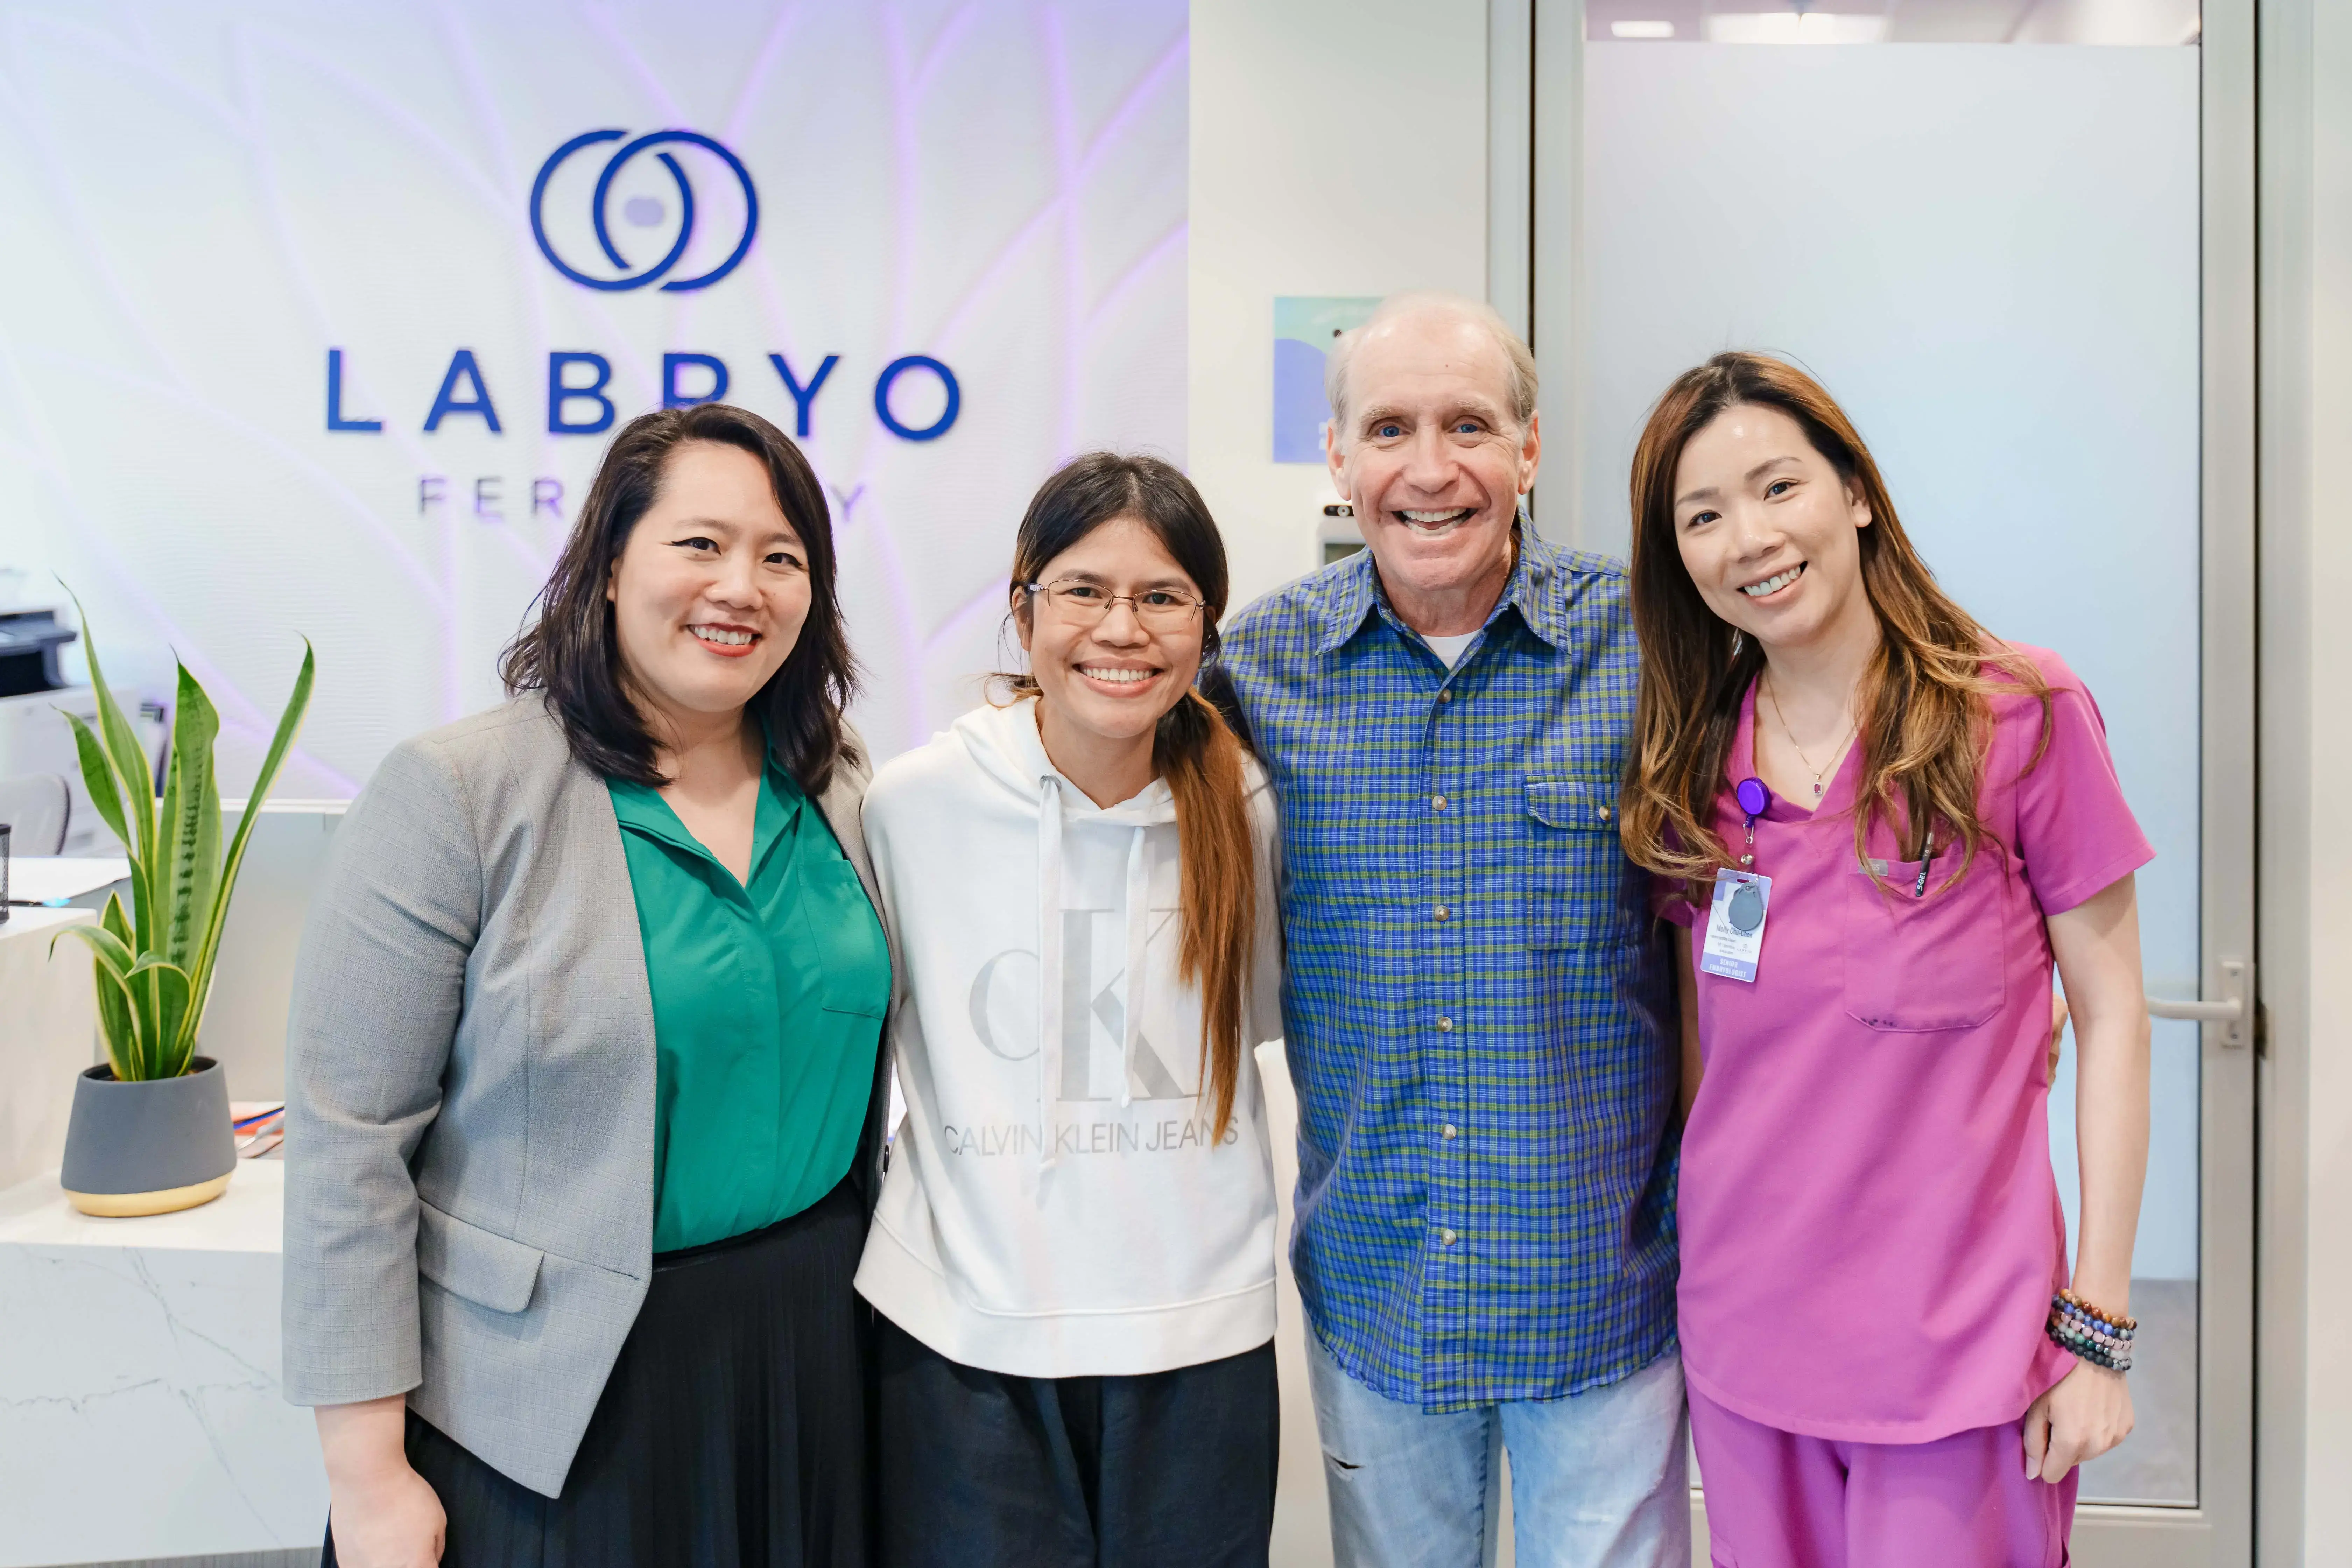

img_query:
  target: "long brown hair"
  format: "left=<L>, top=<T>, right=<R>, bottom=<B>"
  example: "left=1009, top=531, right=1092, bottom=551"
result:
left=1004, top=453, right=1257, bottom=1139
left=500, top=403, right=858, bottom=792
left=1618, top=352, right=2048, bottom=895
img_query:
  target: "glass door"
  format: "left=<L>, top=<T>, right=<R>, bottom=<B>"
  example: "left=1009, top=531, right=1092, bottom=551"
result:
left=1526, top=1, right=2253, bottom=1561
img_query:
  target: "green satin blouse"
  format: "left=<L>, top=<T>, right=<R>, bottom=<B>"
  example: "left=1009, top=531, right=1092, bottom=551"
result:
left=607, top=756, right=888, bottom=1253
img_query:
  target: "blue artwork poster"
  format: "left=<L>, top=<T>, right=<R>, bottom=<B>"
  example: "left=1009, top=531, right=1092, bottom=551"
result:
left=1273, top=296, right=1380, bottom=463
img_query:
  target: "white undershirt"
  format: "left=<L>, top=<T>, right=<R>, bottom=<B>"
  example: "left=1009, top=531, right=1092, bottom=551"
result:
left=1423, top=632, right=1478, bottom=668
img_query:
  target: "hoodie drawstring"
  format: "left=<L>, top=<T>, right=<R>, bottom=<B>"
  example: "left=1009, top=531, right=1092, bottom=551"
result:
left=1121, top=826, right=1148, bottom=1111
left=1036, top=779, right=1064, bottom=1170
left=1034, top=778, right=1156, bottom=1164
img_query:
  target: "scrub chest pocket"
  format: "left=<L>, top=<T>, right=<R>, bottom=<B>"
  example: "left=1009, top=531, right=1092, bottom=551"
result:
left=1839, top=852, right=2008, bottom=1032
left=1522, top=777, right=1632, bottom=949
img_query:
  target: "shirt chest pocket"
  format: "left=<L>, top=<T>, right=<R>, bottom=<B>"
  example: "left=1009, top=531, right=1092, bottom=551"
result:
left=796, top=860, right=890, bottom=1019
left=1522, top=778, right=1631, bottom=950
left=1839, top=854, right=2009, bottom=1032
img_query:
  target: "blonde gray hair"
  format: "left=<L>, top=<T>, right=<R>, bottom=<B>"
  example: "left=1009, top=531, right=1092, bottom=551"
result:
left=1323, top=290, right=1539, bottom=440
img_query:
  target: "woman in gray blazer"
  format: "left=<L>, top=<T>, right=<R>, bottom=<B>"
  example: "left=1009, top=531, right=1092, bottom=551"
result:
left=284, top=403, right=892, bottom=1568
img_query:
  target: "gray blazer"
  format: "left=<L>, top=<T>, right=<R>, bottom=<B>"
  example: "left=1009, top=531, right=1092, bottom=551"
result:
left=281, top=698, right=887, bottom=1498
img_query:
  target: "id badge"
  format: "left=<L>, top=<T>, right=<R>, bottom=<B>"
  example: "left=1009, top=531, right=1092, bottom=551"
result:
left=1699, top=868, right=1772, bottom=983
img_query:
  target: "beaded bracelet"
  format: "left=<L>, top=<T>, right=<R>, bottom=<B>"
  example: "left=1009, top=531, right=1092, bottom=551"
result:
left=2045, top=1288, right=2136, bottom=1373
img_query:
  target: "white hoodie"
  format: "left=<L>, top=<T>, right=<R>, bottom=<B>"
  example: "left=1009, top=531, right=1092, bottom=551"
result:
left=853, top=697, right=1283, bottom=1378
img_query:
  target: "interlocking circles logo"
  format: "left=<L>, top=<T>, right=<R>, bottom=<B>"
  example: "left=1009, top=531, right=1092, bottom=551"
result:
left=530, top=129, right=758, bottom=293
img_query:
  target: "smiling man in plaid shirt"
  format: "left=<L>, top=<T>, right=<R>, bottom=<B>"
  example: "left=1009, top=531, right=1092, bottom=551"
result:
left=1216, top=293, right=1687, bottom=1567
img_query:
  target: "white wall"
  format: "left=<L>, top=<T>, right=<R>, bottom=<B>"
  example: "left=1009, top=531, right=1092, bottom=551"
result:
left=1188, top=2, right=1492, bottom=1561
left=1188, top=0, right=1491, bottom=616
left=2257, top=1, right=2352, bottom=1559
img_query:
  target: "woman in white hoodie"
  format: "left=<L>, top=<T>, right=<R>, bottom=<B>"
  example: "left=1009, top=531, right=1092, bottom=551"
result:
left=855, top=453, right=1283, bottom=1567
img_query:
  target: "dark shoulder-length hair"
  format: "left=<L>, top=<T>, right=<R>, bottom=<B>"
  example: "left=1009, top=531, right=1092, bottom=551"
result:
left=499, top=403, right=858, bottom=792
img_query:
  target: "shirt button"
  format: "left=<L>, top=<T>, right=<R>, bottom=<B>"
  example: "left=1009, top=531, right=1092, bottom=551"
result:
left=1437, top=1016, right=1454, bottom=1032
left=1434, top=904, right=1450, bottom=922
left=1439, top=690, right=1454, bottom=704
left=1438, top=1228, right=1457, bottom=1247
left=1432, top=794, right=1448, bottom=812
left=1598, top=805, right=1613, bottom=822
left=1442, top=1123, right=1458, bottom=1140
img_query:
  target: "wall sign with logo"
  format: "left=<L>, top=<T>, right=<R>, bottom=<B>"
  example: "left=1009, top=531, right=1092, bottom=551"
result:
left=0, top=2, right=1188, bottom=792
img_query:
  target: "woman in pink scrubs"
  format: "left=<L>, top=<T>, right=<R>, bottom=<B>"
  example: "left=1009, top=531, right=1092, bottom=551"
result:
left=1618, top=352, right=2153, bottom=1568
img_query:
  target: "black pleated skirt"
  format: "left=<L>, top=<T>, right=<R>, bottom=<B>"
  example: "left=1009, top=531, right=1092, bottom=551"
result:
left=325, top=1176, right=872, bottom=1568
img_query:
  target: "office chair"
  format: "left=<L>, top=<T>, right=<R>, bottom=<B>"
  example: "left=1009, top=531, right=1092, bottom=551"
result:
left=0, top=772, right=70, bottom=856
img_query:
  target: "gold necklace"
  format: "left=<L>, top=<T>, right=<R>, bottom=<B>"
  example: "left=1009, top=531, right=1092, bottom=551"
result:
left=1763, top=671, right=1856, bottom=799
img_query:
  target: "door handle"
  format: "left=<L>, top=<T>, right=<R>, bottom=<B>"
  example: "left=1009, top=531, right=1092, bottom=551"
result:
left=2145, top=957, right=2251, bottom=1048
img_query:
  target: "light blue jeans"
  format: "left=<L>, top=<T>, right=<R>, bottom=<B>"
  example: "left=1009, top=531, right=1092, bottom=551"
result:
left=1307, top=1334, right=1692, bottom=1568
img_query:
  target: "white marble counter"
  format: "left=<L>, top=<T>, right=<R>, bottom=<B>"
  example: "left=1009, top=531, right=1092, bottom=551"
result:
left=0, top=905, right=97, bottom=1191
left=0, top=1160, right=328, bottom=1566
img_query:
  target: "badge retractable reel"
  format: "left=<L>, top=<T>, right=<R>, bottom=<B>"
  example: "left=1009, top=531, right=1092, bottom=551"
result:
left=1702, top=778, right=1774, bottom=982
left=1733, top=777, right=1769, bottom=869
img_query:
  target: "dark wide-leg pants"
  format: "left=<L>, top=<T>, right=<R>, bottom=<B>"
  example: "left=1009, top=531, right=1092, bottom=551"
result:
left=874, top=1314, right=1277, bottom=1568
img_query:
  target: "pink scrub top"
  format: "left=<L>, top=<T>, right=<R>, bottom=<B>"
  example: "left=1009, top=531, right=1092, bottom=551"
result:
left=1662, top=645, right=2153, bottom=1444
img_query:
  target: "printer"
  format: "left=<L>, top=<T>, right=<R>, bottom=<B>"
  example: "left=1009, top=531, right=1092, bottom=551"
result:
left=0, top=608, right=80, bottom=698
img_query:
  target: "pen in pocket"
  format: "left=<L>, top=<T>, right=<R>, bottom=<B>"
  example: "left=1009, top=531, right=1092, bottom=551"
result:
left=1914, top=827, right=1935, bottom=899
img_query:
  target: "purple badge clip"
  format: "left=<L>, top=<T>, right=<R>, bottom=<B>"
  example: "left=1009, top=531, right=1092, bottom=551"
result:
left=1734, top=776, right=1772, bottom=820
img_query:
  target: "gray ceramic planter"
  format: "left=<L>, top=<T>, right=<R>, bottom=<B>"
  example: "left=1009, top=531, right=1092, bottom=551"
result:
left=60, top=1056, right=237, bottom=1216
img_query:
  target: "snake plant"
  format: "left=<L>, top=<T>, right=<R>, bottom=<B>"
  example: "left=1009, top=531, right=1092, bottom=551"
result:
left=52, top=593, right=314, bottom=1082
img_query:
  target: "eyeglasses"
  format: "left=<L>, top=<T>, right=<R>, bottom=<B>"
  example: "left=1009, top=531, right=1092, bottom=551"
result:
left=1024, top=578, right=1211, bottom=629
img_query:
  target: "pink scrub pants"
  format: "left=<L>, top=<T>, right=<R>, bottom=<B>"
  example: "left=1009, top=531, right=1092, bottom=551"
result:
left=1689, top=1386, right=2076, bottom=1568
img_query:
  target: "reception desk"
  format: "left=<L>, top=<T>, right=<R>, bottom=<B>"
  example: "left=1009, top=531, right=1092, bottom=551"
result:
left=0, top=1160, right=324, bottom=1567
left=0, top=871, right=329, bottom=1567
left=0, top=906, right=96, bottom=1192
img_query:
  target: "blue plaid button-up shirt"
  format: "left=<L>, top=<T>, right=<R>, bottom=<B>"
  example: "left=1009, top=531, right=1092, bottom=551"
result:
left=1218, top=529, right=1679, bottom=1410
